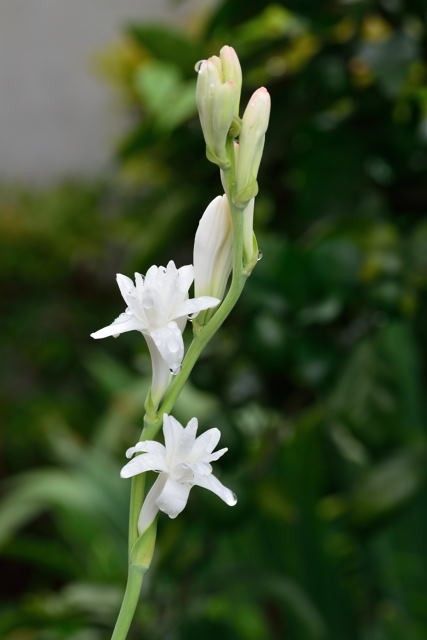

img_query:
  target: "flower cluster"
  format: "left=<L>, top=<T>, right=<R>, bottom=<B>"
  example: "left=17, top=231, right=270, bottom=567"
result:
left=196, top=46, right=241, bottom=168
left=92, top=45, right=270, bottom=533
left=197, top=48, right=270, bottom=209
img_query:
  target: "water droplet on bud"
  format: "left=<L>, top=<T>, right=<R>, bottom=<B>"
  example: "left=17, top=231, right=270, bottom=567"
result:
left=257, top=251, right=263, bottom=262
left=194, top=60, right=204, bottom=73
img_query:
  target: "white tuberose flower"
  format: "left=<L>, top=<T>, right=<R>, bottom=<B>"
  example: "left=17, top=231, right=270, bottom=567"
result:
left=121, top=414, right=237, bottom=534
left=91, top=261, right=219, bottom=404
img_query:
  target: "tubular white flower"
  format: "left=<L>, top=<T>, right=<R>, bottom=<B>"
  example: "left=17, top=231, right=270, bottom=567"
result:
left=196, top=45, right=242, bottom=167
left=193, top=194, right=233, bottom=301
left=235, top=87, right=271, bottom=205
left=121, top=414, right=237, bottom=534
left=91, top=261, right=219, bottom=404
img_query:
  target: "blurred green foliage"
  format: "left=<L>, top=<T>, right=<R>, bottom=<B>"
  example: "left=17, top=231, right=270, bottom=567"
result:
left=1, top=1, right=427, bottom=638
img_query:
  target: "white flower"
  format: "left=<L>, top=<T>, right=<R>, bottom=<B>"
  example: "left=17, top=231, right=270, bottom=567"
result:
left=121, top=414, right=237, bottom=534
left=91, top=261, right=219, bottom=404
left=193, top=194, right=233, bottom=301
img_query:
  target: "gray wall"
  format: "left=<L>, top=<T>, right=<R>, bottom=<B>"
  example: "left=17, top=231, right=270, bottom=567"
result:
left=0, top=0, right=211, bottom=184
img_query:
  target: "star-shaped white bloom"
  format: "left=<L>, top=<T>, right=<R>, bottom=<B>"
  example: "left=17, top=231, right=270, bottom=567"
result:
left=91, top=261, right=219, bottom=403
left=121, top=414, right=237, bottom=534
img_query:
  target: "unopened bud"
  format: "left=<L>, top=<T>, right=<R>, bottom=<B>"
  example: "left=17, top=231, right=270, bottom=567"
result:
left=194, top=195, right=233, bottom=301
left=219, top=46, right=242, bottom=117
left=196, top=46, right=242, bottom=168
left=235, top=87, right=271, bottom=206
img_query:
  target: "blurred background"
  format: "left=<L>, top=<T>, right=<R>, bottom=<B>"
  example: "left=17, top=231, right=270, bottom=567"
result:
left=1, top=1, right=427, bottom=638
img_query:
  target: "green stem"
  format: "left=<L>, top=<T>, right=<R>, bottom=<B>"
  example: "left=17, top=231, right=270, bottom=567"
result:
left=111, top=565, right=145, bottom=640
left=128, top=474, right=145, bottom=555
left=127, top=409, right=158, bottom=553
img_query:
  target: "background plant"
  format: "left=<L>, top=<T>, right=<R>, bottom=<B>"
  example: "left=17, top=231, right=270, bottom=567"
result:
left=1, top=1, right=427, bottom=638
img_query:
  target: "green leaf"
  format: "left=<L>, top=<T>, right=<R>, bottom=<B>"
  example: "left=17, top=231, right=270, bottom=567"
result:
left=127, top=24, right=201, bottom=72
left=134, top=61, right=196, bottom=131
left=264, top=576, right=327, bottom=638
left=349, top=444, right=427, bottom=525
left=0, top=471, right=95, bottom=547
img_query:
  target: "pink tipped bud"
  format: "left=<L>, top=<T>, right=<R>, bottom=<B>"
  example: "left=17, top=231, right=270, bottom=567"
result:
left=235, top=87, right=271, bottom=204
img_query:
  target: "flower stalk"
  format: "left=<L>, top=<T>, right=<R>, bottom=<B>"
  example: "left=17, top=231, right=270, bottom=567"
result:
left=104, top=45, right=270, bottom=639
left=110, top=147, right=249, bottom=640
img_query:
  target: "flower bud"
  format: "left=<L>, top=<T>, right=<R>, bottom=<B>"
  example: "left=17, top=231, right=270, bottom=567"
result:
left=194, top=195, right=233, bottom=301
left=235, top=87, right=271, bottom=206
left=196, top=46, right=242, bottom=168
left=219, top=46, right=242, bottom=117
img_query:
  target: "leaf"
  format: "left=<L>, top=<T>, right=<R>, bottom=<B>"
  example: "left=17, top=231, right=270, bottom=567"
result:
left=0, top=471, right=95, bottom=547
left=349, top=444, right=427, bottom=525
left=127, top=24, right=201, bottom=72
left=117, top=122, right=158, bottom=159
left=264, top=576, right=327, bottom=639
left=134, top=61, right=196, bottom=131
left=85, top=352, right=135, bottom=393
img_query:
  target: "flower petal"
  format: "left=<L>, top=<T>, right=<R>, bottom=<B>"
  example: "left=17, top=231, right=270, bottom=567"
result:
left=150, top=322, right=184, bottom=374
left=145, top=335, right=172, bottom=407
left=175, top=417, right=199, bottom=459
left=134, top=272, right=145, bottom=301
left=191, top=461, right=212, bottom=476
left=90, top=313, right=141, bottom=339
left=177, top=265, right=194, bottom=293
left=138, top=473, right=167, bottom=534
left=174, top=296, right=220, bottom=319
left=156, top=476, right=192, bottom=519
left=193, top=472, right=237, bottom=506
left=116, top=274, right=136, bottom=304
left=125, top=440, right=166, bottom=460
left=185, top=417, right=198, bottom=439
left=191, top=427, right=221, bottom=460
left=163, top=413, right=184, bottom=460
left=144, top=265, right=159, bottom=289
left=208, top=447, right=228, bottom=462
left=120, top=452, right=167, bottom=478
left=166, top=259, right=178, bottom=272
